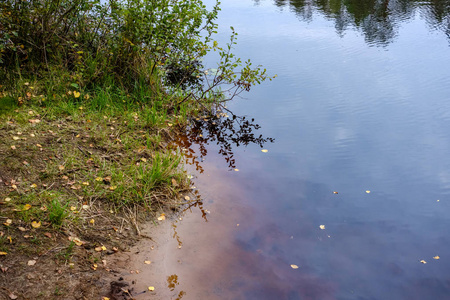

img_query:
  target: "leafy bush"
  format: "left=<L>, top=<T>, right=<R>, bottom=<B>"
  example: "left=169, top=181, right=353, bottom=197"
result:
left=0, top=0, right=274, bottom=107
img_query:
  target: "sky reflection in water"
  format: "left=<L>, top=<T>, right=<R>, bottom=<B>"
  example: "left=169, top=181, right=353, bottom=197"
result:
left=144, top=0, right=450, bottom=299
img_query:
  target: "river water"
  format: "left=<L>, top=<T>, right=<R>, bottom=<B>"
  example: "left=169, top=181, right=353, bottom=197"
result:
left=120, top=0, right=450, bottom=299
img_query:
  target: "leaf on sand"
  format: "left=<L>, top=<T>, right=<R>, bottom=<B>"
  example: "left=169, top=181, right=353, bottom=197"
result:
left=148, top=286, right=155, bottom=291
left=8, top=293, right=17, bottom=300
left=68, top=236, right=84, bottom=246
left=31, top=221, right=41, bottom=228
left=144, top=260, right=152, bottom=264
left=27, top=260, right=37, bottom=266
left=366, top=190, right=371, bottom=194
left=290, top=264, right=299, bottom=269
left=319, top=225, right=326, bottom=230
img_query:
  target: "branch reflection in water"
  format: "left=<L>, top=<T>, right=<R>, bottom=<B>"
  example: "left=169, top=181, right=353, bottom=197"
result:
left=174, top=108, right=275, bottom=173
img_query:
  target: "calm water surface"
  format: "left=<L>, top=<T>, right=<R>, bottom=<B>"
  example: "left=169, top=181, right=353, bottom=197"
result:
left=126, top=1, right=450, bottom=299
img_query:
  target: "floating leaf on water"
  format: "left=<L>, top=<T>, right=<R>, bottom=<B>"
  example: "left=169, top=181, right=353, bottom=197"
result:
left=31, top=221, right=41, bottom=228
left=366, top=190, right=371, bottom=194
left=148, top=286, right=155, bottom=291
left=420, top=260, right=427, bottom=264
left=261, top=149, right=268, bottom=153
left=234, top=168, right=239, bottom=172
left=319, top=225, right=326, bottom=230
left=433, top=256, right=440, bottom=260
left=290, top=264, right=299, bottom=269
left=333, top=191, right=338, bottom=194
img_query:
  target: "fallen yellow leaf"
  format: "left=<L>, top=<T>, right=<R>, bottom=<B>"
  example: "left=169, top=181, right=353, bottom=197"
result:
left=144, top=260, right=152, bottom=264
left=73, top=91, right=81, bottom=98
left=11, top=145, right=16, bottom=150
left=141, top=158, right=147, bottom=162
left=290, top=264, right=299, bottom=269
left=319, top=225, right=326, bottom=230
left=261, top=149, right=268, bottom=153
left=157, top=214, right=166, bottom=221
left=0, top=252, right=7, bottom=256
left=184, top=195, right=190, bottom=201
left=30, top=184, right=37, bottom=188
left=58, top=165, right=65, bottom=171
left=23, top=204, right=32, bottom=211
left=109, top=186, right=117, bottom=191
left=95, top=177, right=103, bottom=182
left=433, top=256, right=440, bottom=260
left=82, top=182, right=90, bottom=186
left=148, top=286, right=155, bottom=291
left=234, top=168, right=239, bottom=172
left=3, top=219, right=12, bottom=226
left=420, top=260, right=427, bottom=264
left=89, top=219, right=95, bottom=225
left=31, top=221, right=41, bottom=228
left=12, top=136, right=19, bottom=140
left=5, top=197, right=11, bottom=202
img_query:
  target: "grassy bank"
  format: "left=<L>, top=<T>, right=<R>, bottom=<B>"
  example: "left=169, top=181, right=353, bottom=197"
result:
left=0, top=83, right=202, bottom=299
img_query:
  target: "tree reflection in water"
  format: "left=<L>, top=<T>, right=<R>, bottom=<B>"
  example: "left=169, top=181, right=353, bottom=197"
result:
left=259, top=0, right=450, bottom=46
left=175, top=108, right=274, bottom=173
